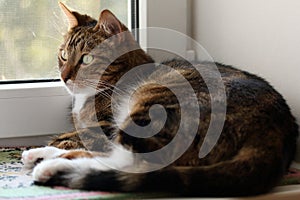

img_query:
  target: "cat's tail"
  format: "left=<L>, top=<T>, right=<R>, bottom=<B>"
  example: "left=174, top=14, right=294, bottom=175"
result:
left=71, top=147, right=286, bottom=197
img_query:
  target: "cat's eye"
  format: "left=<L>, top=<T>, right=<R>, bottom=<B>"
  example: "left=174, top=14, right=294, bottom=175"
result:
left=82, top=55, right=94, bottom=65
left=61, top=50, right=68, bottom=61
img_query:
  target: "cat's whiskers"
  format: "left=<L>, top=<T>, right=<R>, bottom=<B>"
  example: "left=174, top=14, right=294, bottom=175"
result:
left=45, top=35, right=63, bottom=43
left=84, top=79, right=126, bottom=97
left=96, top=80, right=127, bottom=96
left=49, top=18, right=65, bottom=36
left=80, top=81, right=124, bottom=107
left=97, top=86, right=123, bottom=106
left=80, top=81, right=112, bottom=100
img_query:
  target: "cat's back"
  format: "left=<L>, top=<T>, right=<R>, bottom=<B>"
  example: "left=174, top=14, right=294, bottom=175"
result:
left=146, top=59, right=298, bottom=165
left=162, top=59, right=298, bottom=130
left=161, top=59, right=292, bottom=112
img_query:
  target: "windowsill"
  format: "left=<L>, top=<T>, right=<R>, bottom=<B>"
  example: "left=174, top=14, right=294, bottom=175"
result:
left=0, top=135, right=52, bottom=147
left=0, top=81, right=74, bottom=139
left=0, top=81, right=67, bottom=98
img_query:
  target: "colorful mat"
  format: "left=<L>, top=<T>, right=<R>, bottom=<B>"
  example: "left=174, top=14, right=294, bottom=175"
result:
left=0, top=147, right=143, bottom=199
left=1, top=147, right=300, bottom=199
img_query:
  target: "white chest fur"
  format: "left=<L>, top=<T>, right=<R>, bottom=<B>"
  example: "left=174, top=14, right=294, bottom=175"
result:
left=72, top=94, right=89, bottom=115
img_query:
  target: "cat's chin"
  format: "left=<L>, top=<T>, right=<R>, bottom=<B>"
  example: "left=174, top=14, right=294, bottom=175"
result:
left=63, top=80, right=97, bottom=97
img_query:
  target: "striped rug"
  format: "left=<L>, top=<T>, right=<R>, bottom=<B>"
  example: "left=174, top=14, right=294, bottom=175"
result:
left=1, top=147, right=299, bottom=199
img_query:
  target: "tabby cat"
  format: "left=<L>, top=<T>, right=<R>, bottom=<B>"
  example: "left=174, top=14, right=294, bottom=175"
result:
left=22, top=2, right=299, bottom=197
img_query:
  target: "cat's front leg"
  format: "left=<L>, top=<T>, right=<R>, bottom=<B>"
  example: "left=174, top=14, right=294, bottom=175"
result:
left=32, top=157, right=110, bottom=187
left=49, top=128, right=112, bottom=152
left=22, top=146, right=67, bottom=170
left=32, top=145, right=134, bottom=189
left=22, top=147, right=103, bottom=170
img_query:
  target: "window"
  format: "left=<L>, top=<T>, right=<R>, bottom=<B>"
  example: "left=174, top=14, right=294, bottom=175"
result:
left=0, top=0, right=191, bottom=143
left=0, top=0, right=129, bottom=81
left=0, top=0, right=132, bottom=141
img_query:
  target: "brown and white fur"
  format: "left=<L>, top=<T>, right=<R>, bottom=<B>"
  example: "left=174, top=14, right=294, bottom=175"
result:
left=22, top=2, right=298, bottom=197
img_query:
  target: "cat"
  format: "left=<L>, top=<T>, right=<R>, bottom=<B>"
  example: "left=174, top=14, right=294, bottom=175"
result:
left=21, top=2, right=299, bottom=197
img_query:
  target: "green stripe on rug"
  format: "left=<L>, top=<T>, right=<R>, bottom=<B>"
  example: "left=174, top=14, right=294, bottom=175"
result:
left=0, top=186, right=131, bottom=199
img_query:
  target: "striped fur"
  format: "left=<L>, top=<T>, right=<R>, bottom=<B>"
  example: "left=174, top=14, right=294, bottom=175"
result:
left=22, top=3, right=299, bottom=197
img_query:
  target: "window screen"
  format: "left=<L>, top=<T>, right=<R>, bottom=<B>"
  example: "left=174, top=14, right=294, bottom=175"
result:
left=0, top=0, right=130, bottom=81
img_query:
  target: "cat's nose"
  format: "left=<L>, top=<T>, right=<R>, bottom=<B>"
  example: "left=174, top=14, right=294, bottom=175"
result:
left=61, top=65, right=72, bottom=82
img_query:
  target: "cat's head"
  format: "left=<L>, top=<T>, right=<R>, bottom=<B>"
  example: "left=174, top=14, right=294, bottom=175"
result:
left=58, top=2, right=153, bottom=95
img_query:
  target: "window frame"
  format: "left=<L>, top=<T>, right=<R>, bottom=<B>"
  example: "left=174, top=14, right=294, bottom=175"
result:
left=0, top=0, right=191, bottom=144
left=0, top=81, right=73, bottom=140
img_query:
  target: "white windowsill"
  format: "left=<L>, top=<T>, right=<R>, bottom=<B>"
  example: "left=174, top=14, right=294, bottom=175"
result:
left=0, top=81, right=66, bottom=98
left=0, top=82, right=74, bottom=139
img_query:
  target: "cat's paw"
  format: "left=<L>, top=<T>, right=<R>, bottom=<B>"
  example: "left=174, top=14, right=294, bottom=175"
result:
left=32, top=158, right=96, bottom=188
left=32, top=158, right=74, bottom=184
left=32, top=157, right=111, bottom=188
left=22, top=146, right=67, bottom=170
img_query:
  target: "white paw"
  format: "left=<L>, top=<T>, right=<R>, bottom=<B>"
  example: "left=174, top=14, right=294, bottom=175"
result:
left=22, top=146, right=67, bottom=169
left=32, top=158, right=74, bottom=183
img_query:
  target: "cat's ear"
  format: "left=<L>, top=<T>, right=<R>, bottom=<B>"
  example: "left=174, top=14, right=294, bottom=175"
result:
left=97, top=9, right=127, bottom=36
left=59, top=2, right=78, bottom=30
left=59, top=2, right=96, bottom=31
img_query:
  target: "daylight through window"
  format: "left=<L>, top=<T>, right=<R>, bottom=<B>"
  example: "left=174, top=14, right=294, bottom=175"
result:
left=0, top=0, right=129, bottom=81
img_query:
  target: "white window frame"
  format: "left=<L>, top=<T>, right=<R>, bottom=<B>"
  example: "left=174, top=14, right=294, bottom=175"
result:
left=0, top=82, right=73, bottom=139
left=0, top=0, right=191, bottom=145
left=139, top=0, right=193, bottom=61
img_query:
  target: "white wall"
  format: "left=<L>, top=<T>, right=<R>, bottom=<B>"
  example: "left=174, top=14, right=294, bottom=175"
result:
left=192, top=0, right=300, bottom=159
left=139, top=0, right=189, bottom=62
